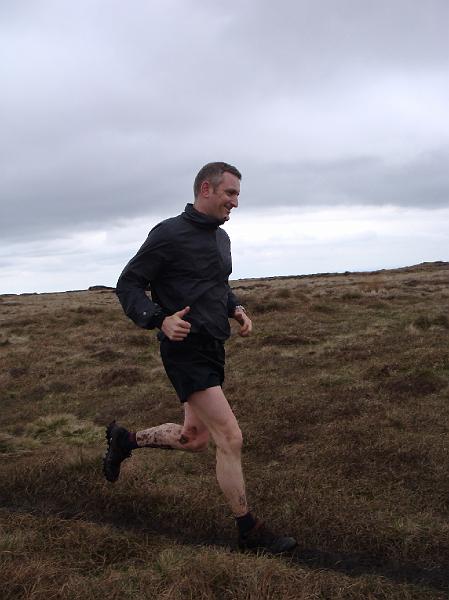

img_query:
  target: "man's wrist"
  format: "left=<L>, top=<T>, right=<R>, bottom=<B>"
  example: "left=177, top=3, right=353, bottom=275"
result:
left=234, top=305, right=246, bottom=314
left=152, top=309, right=167, bottom=329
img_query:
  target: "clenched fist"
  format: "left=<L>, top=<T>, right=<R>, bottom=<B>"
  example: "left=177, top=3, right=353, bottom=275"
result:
left=161, top=306, right=192, bottom=341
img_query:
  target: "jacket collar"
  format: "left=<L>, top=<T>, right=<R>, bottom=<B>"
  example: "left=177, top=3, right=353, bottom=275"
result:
left=182, top=203, right=224, bottom=229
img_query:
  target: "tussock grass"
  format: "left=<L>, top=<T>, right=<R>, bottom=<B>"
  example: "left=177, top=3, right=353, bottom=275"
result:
left=1, top=263, right=449, bottom=598
left=0, top=414, right=103, bottom=454
left=413, top=314, right=449, bottom=330
left=99, top=367, right=146, bottom=387
left=0, top=432, right=40, bottom=455
left=24, top=413, right=103, bottom=445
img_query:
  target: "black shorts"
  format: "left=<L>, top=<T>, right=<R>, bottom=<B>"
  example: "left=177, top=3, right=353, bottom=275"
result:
left=160, top=333, right=225, bottom=403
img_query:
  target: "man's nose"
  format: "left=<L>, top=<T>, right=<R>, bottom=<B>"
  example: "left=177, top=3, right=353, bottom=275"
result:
left=231, top=197, right=239, bottom=208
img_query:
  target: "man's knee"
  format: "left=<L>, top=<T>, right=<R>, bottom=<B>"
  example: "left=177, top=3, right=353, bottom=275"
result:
left=216, top=425, right=243, bottom=455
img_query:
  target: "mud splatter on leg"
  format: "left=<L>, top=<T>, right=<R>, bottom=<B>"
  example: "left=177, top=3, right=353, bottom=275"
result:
left=136, top=423, right=183, bottom=449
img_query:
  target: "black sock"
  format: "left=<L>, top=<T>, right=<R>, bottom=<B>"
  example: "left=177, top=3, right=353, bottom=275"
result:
left=236, top=512, right=257, bottom=535
left=124, top=432, right=138, bottom=450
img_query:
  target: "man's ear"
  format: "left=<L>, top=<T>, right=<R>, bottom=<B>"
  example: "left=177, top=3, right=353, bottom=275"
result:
left=200, top=180, right=211, bottom=197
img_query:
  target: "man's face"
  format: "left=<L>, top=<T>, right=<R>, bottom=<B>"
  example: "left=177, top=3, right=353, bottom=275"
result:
left=205, top=172, right=240, bottom=222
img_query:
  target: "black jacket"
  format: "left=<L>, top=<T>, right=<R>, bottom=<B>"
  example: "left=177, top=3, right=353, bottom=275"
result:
left=116, top=203, right=240, bottom=340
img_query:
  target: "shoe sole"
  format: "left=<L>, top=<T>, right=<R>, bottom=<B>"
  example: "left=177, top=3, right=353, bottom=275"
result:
left=103, top=421, right=119, bottom=483
left=239, top=538, right=297, bottom=554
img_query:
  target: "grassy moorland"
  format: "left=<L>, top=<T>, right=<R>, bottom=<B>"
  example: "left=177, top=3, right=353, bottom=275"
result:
left=1, top=262, right=448, bottom=599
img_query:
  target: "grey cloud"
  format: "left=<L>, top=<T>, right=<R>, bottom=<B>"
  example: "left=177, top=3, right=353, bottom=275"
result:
left=2, top=149, right=447, bottom=246
left=0, top=162, right=187, bottom=242
left=243, top=148, right=449, bottom=208
left=1, top=0, right=448, bottom=245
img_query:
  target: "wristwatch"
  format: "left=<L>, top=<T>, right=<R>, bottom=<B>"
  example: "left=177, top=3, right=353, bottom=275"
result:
left=234, top=305, right=246, bottom=314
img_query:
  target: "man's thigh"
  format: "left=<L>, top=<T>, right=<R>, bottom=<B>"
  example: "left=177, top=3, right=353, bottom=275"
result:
left=186, top=386, right=240, bottom=439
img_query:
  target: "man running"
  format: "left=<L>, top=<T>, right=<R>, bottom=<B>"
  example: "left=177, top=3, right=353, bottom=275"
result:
left=104, top=161, right=296, bottom=554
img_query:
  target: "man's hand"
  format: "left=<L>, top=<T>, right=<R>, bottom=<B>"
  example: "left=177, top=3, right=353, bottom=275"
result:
left=233, top=307, right=252, bottom=337
left=161, top=306, right=191, bottom=341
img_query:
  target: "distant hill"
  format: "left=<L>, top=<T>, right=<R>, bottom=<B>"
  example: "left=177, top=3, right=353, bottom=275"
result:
left=1, top=261, right=447, bottom=298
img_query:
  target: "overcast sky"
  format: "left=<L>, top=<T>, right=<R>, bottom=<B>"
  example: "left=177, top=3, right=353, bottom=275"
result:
left=1, top=0, right=448, bottom=294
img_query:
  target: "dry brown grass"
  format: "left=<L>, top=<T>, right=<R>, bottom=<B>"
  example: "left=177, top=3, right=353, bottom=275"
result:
left=1, top=263, right=449, bottom=599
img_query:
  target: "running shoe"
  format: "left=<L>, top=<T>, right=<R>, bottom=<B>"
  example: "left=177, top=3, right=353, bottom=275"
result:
left=103, top=420, right=132, bottom=482
left=238, top=519, right=297, bottom=554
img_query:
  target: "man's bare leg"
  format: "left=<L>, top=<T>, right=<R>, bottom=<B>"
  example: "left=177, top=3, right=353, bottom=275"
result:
left=187, top=386, right=248, bottom=517
left=135, top=403, right=210, bottom=452
left=186, top=386, right=297, bottom=553
left=103, top=405, right=209, bottom=481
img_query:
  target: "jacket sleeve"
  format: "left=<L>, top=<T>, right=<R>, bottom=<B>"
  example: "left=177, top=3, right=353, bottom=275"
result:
left=226, top=283, right=240, bottom=317
left=115, top=223, right=170, bottom=329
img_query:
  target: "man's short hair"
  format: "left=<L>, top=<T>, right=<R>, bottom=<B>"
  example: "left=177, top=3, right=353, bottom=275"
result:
left=194, top=162, right=242, bottom=198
